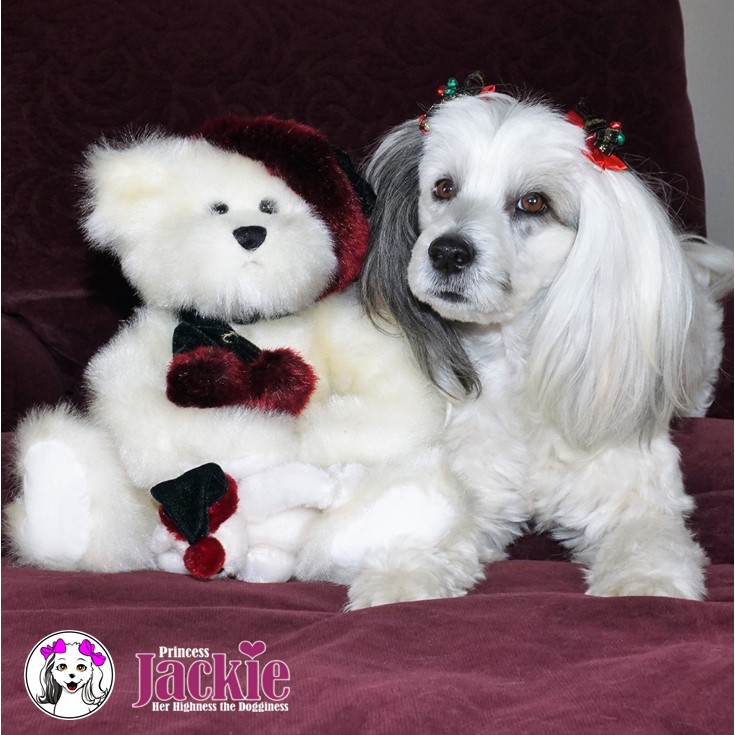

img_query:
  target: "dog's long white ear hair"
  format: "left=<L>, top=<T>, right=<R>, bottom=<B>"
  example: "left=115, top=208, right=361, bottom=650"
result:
left=361, top=121, right=481, bottom=397
left=529, top=165, right=729, bottom=450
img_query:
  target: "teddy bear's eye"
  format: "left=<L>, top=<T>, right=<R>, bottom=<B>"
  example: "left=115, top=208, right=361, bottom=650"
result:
left=259, top=199, right=278, bottom=215
left=211, top=202, right=229, bottom=215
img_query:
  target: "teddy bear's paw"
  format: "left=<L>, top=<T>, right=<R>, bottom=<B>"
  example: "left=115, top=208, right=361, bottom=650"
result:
left=244, top=348, right=318, bottom=416
left=166, top=345, right=252, bottom=408
left=236, top=462, right=337, bottom=516
left=241, top=545, right=296, bottom=583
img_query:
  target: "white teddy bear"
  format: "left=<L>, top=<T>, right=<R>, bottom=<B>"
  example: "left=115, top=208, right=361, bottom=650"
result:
left=5, top=116, right=482, bottom=608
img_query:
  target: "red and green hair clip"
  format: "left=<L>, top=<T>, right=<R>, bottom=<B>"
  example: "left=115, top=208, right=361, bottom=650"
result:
left=418, top=71, right=496, bottom=134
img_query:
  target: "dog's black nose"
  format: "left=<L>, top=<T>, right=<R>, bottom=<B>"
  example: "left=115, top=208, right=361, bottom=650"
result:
left=68, top=673, right=75, bottom=679
left=428, top=237, right=475, bottom=275
left=233, top=226, right=266, bottom=251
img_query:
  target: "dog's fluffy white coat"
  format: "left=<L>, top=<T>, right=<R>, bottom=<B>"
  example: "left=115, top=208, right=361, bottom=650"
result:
left=364, top=93, right=733, bottom=599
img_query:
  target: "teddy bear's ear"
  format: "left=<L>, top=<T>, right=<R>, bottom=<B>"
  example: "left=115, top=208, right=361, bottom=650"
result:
left=80, top=133, right=178, bottom=252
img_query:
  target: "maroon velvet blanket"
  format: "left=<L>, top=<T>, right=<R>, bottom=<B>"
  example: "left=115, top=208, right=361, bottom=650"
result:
left=2, top=419, right=732, bottom=733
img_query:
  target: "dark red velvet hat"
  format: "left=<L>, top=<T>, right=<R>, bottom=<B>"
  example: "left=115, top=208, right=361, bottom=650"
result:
left=195, top=115, right=371, bottom=297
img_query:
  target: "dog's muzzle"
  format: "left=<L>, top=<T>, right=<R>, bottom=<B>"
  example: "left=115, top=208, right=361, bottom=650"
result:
left=428, top=236, right=475, bottom=276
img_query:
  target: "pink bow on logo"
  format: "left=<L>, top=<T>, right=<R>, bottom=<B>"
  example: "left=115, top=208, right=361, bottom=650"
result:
left=40, top=639, right=66, bottom=659
left=79, top=639, right=106, bottom=666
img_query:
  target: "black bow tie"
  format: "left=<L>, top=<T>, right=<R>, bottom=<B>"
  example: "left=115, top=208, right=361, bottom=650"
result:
left=173, top=310, right=261, bottom=363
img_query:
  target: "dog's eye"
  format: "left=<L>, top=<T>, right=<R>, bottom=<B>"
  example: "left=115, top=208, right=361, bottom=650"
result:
left=211, top=202, right=229, bottom=215
left=433, top=179, right=456, bottom=201
left=259, top=199, right=278, bottom=215
left=516, top=192, right=547, bottom=214
left=57, top=664, right=67, bottom=671
left=77, top=664, right=87, bottom=672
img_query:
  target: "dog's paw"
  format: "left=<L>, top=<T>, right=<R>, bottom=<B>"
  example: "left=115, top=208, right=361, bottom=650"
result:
left=586, top=574, right=704, bottom=600
left=343, top=542, right=484, bottom=611
left=346, top=574, right=460, bottom=611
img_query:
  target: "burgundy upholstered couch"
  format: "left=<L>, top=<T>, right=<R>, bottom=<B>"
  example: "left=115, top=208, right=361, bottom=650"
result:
left=3, top=1, right=732, bottom=732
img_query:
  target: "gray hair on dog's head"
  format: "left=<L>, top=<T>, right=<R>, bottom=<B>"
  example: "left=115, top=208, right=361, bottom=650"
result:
left=361, top=120, right=481, bottom=398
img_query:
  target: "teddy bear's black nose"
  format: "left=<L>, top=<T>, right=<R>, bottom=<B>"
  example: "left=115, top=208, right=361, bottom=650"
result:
left=233, top=226, right=266, bottom=251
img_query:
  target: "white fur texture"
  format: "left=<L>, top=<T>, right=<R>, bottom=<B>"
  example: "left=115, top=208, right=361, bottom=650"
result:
left=367, top=94, right=733, bottom=600
left=83, top=135, right=338, bottom=321
left=6, top=132, right=483, bottom=609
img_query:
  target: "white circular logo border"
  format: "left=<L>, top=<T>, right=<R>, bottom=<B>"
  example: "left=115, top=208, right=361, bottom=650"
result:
left=24, top=629, right=115, bottom=721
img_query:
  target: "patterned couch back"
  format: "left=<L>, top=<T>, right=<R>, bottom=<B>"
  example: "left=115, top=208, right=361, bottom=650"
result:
left=5, top=0, right=723, bottom=430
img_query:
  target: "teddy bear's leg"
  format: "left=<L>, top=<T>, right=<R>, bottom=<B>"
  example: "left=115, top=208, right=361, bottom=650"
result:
left=4, top=405, right=158, bottom=572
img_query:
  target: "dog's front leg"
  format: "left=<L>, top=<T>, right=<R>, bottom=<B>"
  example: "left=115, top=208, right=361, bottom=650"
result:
left=549, top=438, right=708, bottom=600
left=580, top=513, right=707, bottom=600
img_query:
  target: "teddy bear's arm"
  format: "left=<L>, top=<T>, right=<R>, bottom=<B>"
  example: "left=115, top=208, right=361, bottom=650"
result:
left=84, top=310, right=301, bottom=488
left=166, top=319, right=318, bottom=416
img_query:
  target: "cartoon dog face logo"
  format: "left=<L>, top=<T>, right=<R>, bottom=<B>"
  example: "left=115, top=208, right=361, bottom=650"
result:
left=25, top=631, right=114, bottom=720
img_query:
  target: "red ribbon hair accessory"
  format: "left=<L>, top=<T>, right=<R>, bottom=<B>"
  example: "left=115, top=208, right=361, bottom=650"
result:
left=566, top=101, right=627, bottom=171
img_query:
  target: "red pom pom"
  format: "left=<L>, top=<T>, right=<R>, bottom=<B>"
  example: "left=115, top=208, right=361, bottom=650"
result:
left=184, top=537, right=225, bottom=579
left=244, top=348, right=318, bottom=416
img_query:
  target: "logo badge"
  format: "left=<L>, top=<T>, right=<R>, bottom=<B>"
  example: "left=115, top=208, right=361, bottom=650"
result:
left=24, top=630, right=114, bottom=720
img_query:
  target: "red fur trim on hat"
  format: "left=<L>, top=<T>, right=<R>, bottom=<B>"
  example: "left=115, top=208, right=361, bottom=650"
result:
left=184, top=537, right=226, bottom=579
left=208, top=474, right=239, bottom=533
left=159, top=507, right=184, bottom=542
left=195, top=116, right=368, bottom=296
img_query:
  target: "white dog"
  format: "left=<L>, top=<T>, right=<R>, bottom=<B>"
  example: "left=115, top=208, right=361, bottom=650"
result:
left=362, top=87, right=732, bottom=599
